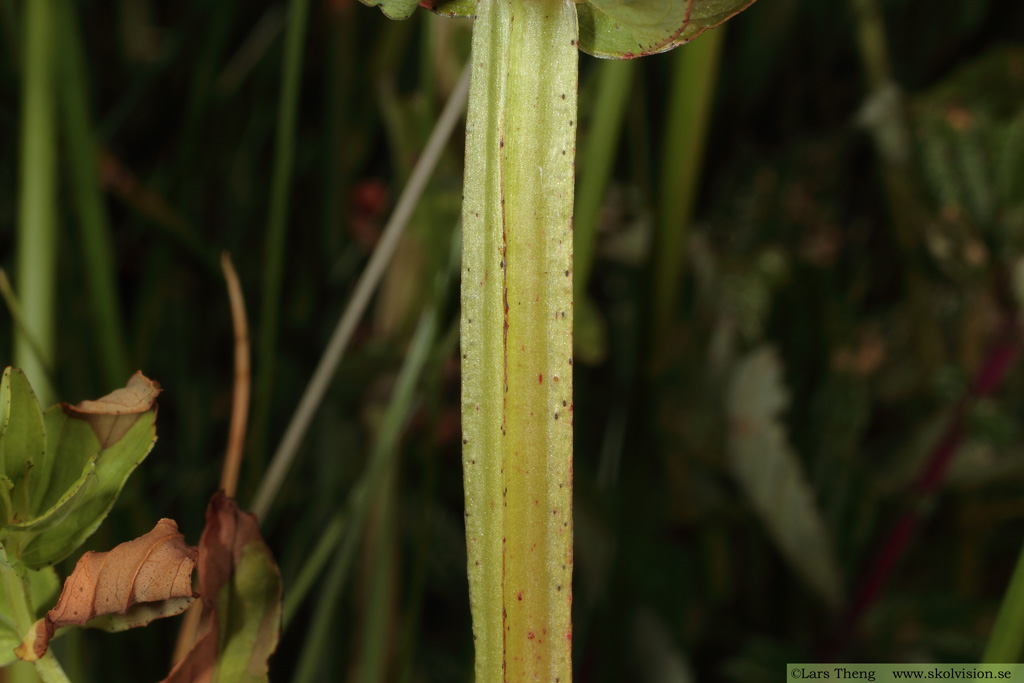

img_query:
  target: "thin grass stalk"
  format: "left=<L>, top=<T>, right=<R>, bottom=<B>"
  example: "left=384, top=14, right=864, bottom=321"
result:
left=250, top=0, right=311, bottom=478
left=249, top=64, right=470, bottom=521
left=14, top=0, right=58, bottom=408
left=292, top=294, right=443, bottom=683
left=354, top=465, right=398, bottom=682
left=55, top=0, right=131, bottom=389
left=291, top=532, right=356, bottom=683
left=650, top=27, right=724, bottom=369
left=281, top=511, right=346, bottom=629
left=219, top=253, right=251, bottom=498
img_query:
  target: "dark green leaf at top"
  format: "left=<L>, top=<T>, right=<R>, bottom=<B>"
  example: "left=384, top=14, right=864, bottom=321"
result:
left=577, top=0, right=757, bottom=59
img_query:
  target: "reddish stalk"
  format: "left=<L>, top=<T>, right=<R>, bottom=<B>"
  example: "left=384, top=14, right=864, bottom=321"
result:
left=832, top=315, right=1021, bottom=652
left=171, top=253, right=252, bottom=666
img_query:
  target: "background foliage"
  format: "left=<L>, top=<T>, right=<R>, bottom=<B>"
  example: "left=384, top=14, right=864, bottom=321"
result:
left=1, top=0, right=1024, bottom=680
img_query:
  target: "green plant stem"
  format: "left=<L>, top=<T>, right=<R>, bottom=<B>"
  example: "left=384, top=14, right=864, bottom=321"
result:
left=461, top=0, right=576, bottom=679
left=0, top=558, right=68, bottom=683
left=249, top=0, right=311, bottom=479
left=249, top=63, right=470, bottom=521
left=55, top=0, right=131, bottom=389
left=14, top=0, right=58, bottom=408
left=0, top=561, right=33, bottom=636
left=30, top=653, right=70, bottom=683
left=650, top=26, right=724, bottom=369
left=983, top=541, right=1024, bottom=662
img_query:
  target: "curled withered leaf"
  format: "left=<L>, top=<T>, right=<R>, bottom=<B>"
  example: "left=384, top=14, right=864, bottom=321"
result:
left=64, top=371, right=161, bottom=447
left=163, top=492, right=281, bottom=683
left=16, top=518, right=197, bottom=661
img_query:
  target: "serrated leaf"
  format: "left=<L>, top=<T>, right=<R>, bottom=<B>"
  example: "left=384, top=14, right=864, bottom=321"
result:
left=726, top=347, right=844, bottom=610
left=577, top=0, right=757, bottom=59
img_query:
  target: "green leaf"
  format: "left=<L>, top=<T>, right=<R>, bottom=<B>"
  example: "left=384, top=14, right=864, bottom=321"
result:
left=214, top=542, right=282, bottom=683
left=577, top=0, right=757, bottom=59
left=0, top=368, right=46, bottom=525
left=418, top=0, right=476, bottom=17
left=33, top=407, right=97, bottom=516
left=358, top=0, right=420, bottom=20
left=5, top=410, right=156, bottom=569
left=359, top=0, right=475, bottom=19
left=725, top=347, right=844, bottom=610
left=162, top=493, right=281, bottom=683
left=0, top=546, right=58, bottom=667
left=0, top=372, right=160, bottom=569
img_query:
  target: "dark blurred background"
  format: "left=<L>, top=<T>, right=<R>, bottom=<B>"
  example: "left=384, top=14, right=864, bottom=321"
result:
left=1, top=0, right=1024, bottom=680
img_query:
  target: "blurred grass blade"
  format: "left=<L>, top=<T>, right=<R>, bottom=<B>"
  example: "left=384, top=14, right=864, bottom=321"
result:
left=281, top=512, right=346, bottom=629
left=574, top=59, right=633, bottom=297
left=726, top=346, right=844, bottom=610
left=249, top=64, right=470, bottom=522
left=574, top=59, right=633, bottom=365
left=0, top=271, right=56, bottom=393
left=293, top=276, right=446, bottom=683
left=250, top=0, right=312, bottom=477
left=14, top=0, right=58, bottom=408
left=651, top=27, right=724, bottom=369
left=55, top=0, right=131, bottom=389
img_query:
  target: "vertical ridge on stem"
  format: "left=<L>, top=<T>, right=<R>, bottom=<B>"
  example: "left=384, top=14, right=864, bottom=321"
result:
left=461, top=0, right=512, bottom=680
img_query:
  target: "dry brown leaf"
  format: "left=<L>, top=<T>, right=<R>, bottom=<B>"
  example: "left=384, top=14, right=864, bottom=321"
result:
left=162, top=492, right=281, bottom=683
left=16, top=518, right=197, bottom=661
left=64, top=371, right=162, bottom=446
